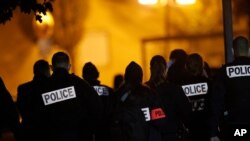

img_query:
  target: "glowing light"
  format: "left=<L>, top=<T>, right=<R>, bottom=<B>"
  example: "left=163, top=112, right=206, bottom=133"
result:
left=175, top=0, right=196, bottom=5
left=35, top=12, right=54, bottom=27
left=138, top=0, right=158, bottom=5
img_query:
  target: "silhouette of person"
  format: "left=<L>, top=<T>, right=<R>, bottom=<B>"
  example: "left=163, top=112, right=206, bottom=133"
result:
left=113, top=74, right=124, bottom=91
left=0, top=77, right=20, bottom=141
left=211, top=36, right=250, bottom=141
left=179, top=53, right=212, bottom=141
left=145, top=55, right=167, bottom=89
left=16, top=59, right=50, bottom=141
left=82, top=62, right=114, bottom=141
left=167, top=49, right=188, bottom=84
left=27, top=52, right=103, bottom=141
left=111, top=61, right=153, bottom=141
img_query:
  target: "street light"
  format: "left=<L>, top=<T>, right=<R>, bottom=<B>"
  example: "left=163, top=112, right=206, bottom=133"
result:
left=138, top=0, right=196, bottom=6
left=175, top=0, right=196, bottom=5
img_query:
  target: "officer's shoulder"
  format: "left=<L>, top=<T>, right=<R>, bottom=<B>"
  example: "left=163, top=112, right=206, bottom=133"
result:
left=70, top=73, right=90, bottom=86
left=18, top=81, right=33, bottom=90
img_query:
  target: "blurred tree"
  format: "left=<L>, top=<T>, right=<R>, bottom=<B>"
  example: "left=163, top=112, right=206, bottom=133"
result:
left=52, top=0, right=88, bottom=72
left=234, top=0, right=250, bottom=38
left=0, top=0, right=53, bottom=24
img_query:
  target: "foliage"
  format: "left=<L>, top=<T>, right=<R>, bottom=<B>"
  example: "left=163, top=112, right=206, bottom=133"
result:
left=0, top=0, right=53, bottom=24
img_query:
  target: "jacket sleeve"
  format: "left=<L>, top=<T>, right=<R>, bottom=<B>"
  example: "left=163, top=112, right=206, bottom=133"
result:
left=0, top=77, right=20, bottom=139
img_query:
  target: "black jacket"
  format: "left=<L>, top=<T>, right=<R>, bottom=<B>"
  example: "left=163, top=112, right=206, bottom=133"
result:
left=0, top=77, right=20, bottom=140
left=156, top=82, right=191, bottom=134
left=211, top=57, right=250, bottom=136
left=29, top=69, right=103, bottom=141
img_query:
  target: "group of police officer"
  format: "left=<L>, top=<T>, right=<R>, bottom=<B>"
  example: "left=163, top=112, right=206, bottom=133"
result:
left=0, top=36, right=250, bottom=141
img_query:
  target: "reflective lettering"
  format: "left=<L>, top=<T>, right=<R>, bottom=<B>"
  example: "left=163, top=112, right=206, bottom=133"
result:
left=42, top=86, right=76, bottom=106
left=182, top=83, right=208, bottom=97
left=93, top=86, right=109, bottom=96
left=226, top=65, right=250, bottom=78
left=141, top=107, right=151, bottom=121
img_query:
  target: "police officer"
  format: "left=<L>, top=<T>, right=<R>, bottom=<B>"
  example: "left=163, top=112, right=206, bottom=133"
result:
left=111, top=61, right=154, bottom=141
left=0, top=77, right=20, bottom=141
left=82, top=62, right=114, bottom=141
left=155, top=78, right=191, bottom=141
left=30, top=52, right=103, bottom=141
left=145, top=55, right=167, bottom=89
left=211, top=36, right=250, bottom=141
left=16, top=59, right=50, bottom=140
left=180, top=53, right=211, bottom=141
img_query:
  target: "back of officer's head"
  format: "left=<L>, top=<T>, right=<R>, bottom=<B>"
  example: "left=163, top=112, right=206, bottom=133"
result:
left=52, top=52, right=70, bottom=71
left=149, top=55, right=167, bottom=83
left=186, top=53, right=203, bottom=76
left=33, top=59, right=50, bottom=77
left=169, top=49, right=187, bottom=63
left=233, top=36, right=249, bottom=57
left=82, top=62, right=99, bottom=82
left=125, top=61, right=143, bottom=85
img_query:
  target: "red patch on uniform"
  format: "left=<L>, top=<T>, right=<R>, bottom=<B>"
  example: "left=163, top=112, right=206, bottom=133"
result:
left=151, top=108, right=166, bottom=120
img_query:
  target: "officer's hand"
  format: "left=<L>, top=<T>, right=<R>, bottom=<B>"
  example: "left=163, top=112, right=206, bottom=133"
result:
left=210, top=136, right=220, bottom=141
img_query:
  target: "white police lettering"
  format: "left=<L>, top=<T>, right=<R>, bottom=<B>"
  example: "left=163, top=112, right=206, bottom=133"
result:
left=182, top=83, right=208, bottom=97
left=141, top=107, right=151, bottom=122
left=42, top=86, right=76, bottom=106
left=93, top=86, right=109, bottom=96
left=226, top=65, right=250, bottom=78
left=234, top=129, right=247, bottom=136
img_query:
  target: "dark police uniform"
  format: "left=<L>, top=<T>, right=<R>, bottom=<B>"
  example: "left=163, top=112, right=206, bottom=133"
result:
left=212, top=56, right=250, bottom=140
left=86, top=79, right=114, bottom=141
left=0, top=77, right=20, bottom=141
left=16, top=74, right=48, bottom=141
left=111, top=83, right=154, bottom=141
left=156, top=82, right=192, bottom=141
left=180, top=75, right=211, bottom=141
left=30, top=68, right=103, bottom=141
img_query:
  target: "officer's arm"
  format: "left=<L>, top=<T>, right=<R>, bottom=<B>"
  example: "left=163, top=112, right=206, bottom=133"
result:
left=210, top=70, right=226, bottom=137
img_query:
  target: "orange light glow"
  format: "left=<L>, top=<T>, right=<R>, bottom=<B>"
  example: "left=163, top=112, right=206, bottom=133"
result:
left=138, top=0, right=158, bottom=5
left=175, top=0, right=196, bottom=5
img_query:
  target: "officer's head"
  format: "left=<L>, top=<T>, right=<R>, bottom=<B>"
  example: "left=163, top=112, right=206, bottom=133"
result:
left=82, top=62, right=99, bottom=82
left=233, top=36, right=249, bottom=58
left=186, top=53, right=203, bottom=76
left=124, top=61, right=143, bottom=86
left=149, top=55, right=167, bottom=83
left=169, top=49, right=187, bottom=63
left=33, top=59, right=50, bottom=77
left=51, top=52, right=71, bottom=71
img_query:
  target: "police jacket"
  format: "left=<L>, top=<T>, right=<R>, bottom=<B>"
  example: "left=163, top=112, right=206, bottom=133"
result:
left=212, top=57, right=250, bottom=125
left=86, top=79, right=114, bottom=141
left=16, top=75, right=49, bottom=140
left=31, top=68, right=103, bottom=141
left=155, top=81, right=192, bottom=134
left=0, top=77, right=20, bottom=140
left=179, top=75, right=211, bottom=140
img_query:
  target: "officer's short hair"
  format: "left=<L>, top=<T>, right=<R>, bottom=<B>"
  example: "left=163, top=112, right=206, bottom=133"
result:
left=52, top=52, right=70, bottom=69
left=33, top=59, right=50, bottom=77
left=82, top=62, right=99, bottom=81
left=186, top=53, right=203, bottom=76
left=169, top=49, right=187, bottom=62
left=233, top=36, right=249, bottom=57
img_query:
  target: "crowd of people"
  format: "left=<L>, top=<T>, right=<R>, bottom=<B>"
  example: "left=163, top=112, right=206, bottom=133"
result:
left=0, top=36, right=250, bottom=141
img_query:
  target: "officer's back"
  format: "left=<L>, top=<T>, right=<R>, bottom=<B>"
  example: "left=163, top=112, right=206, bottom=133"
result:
left=32, top=52, right=102, bottom=141
left=211, top=36, right=250, bottom=141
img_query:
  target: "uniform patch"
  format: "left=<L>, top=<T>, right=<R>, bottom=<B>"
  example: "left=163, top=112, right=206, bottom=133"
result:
left=226, top=65, right=250, bottom=78
left=182, top=83, right=208, bottom=97
left=93, top=86, right=109, bottom=96
left=151, top=108, right=166, bottom=120
left=42, top=86, right=76, bottom=106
